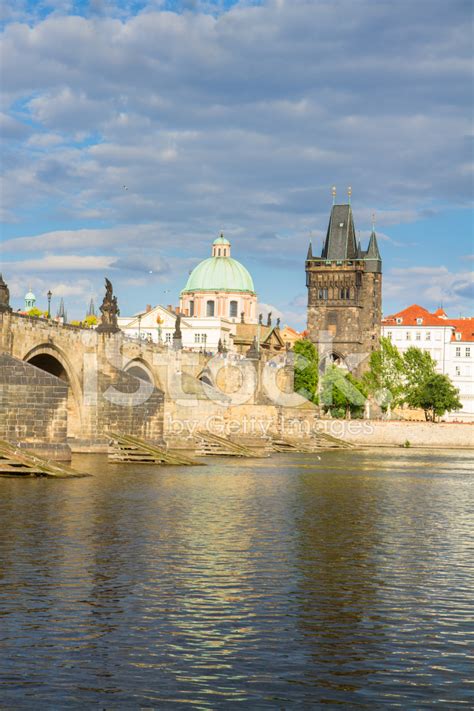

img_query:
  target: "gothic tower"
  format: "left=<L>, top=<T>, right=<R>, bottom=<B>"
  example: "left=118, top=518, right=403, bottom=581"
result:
left=306, top=190, right=382, bottom=373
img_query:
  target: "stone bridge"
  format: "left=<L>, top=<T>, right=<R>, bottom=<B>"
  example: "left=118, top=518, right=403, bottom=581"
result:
left=0, top=307, right=301, bottom=459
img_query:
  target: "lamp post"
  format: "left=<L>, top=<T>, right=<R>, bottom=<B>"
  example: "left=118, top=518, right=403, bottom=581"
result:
left=47, top=290, right=52, bottom=318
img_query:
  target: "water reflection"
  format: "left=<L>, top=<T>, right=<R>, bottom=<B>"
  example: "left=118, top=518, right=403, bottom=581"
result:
left=0, top=450, right=472, bottom=708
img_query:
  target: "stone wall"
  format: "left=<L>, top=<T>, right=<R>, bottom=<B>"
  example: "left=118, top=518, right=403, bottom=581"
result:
left=0, top=354, right=70, bottom=460
left=316, top=419, right=474, bottom=448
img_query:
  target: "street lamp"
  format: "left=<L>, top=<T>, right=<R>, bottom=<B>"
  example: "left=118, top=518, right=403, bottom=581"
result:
left=47, top=290, right=52, bottom=318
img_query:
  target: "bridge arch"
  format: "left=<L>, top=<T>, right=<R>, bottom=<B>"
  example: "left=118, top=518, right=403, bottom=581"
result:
left=123, top=357, right=156, bottom=385
left=23, top=343, right=83, bottom=439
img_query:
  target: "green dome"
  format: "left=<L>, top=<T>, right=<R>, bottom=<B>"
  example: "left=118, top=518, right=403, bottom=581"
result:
left=25, top=290, right=36, bottom=300
left=182, top=256, right=255, bottom=294
left=213, top=233, right=231, bottom=246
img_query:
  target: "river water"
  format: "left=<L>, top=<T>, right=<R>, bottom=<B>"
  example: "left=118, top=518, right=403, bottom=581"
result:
left=0, top=449, right=473, bottom=709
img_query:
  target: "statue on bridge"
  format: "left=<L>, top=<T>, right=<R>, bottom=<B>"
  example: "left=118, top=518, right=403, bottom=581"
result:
left=96, top=278, right=120, bottom=334
left=0, top=274, right=12, bottom=313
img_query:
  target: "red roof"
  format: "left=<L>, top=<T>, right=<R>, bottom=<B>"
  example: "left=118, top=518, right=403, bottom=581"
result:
left=449, top=319, right=474, bottom=342
left=383, top=304, right=474, bottom=342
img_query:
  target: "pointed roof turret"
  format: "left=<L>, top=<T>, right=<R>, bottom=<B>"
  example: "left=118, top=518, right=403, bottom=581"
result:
left=364, top=229, right=382, bottom=273
left=321, top=203, right=358, bottom=260
left=87, top=297, right=96, bottom=317
left=306, top=241, right=313, bottom=260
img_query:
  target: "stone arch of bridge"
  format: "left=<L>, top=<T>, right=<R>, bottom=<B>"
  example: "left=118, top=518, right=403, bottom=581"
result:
left=23, top=343, right=83, bottom=439
left=320, top=351, right=349, bottom=371
left=123, top=357, right=157, bottom=386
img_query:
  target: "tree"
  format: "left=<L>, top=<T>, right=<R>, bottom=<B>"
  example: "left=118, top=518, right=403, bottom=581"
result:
left=83, top=314, right=98, bottom=328
left=27, top=307, right=46, bottom=318
left=411, top=373, right=462, bottom=422
left=403, top=346, right=437, bottom=409
left=320, top=365, right=367, bottom=418
left=363, top=336, right=404, bottom=413
left=293, top=339, right=319, bottom=403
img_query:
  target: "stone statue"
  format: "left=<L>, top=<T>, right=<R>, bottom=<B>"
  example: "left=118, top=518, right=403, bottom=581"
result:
left=217, top=338, right=224, bottom=353
left=258, top=313, right=263, bottom=325
left=240, top=311, right=245, bottom=324
left=267, top=311, right=272, bottom=327
left=276, top=317, right=280, bottom=328
left=97, top=277, right=121, bottom=333
left=0, top=274, right=12, bottom=313
left=173, top=313, right=182, bottom=349
left=246, top=335, right=260, bottom=361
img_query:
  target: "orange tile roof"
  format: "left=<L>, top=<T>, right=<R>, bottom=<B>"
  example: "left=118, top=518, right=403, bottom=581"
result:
left=382, top=304, right=449, bottom=327
left=448, top=319, right=474, bottom=342
left=383, top=304, right=474, bottom=341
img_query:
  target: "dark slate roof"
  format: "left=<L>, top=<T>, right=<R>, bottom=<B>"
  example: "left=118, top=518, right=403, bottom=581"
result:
left=321, top=204, right=358, bottom=260
left=306, top=242, right=313, bottom=259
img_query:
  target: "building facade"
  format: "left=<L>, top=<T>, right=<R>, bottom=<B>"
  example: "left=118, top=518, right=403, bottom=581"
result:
left=306, top=199, right=382, bottom=372
left=382, top=304, right=474, bottom=422
left=180, top=234, right=257, bottom=323
left=118, top=305, right=236, bottom=353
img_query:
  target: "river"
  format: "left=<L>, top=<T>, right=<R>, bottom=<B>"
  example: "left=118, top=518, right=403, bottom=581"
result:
left=0, top=449, right=473, bottom=708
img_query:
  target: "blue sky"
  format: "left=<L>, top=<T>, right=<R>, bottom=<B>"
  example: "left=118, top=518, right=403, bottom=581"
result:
left=0, top=0, right=472, bottom=326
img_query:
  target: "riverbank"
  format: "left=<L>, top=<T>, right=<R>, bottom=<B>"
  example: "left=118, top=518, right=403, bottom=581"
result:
left=316, top=419, right=474, bottom=449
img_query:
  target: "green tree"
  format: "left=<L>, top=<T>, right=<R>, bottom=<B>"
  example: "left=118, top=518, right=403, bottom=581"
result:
left=403, top=346, right=437, bottom=409
left=320, top=365, right=367, bottom=418
left=411, top=373, right=462, bottom=422
left=27, top=307, right=47, bottom=318
left=363, top=336, right=404, bottom=413
left=293, top=339, right=319, bottom=403
left=83, top=314, right=98, bottom=328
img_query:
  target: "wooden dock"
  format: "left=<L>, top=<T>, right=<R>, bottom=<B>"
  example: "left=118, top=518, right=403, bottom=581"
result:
left=272, top=431, right=355, bottom=453
left=195, top=431, right=269, bottom=458
left=0, top=439, right=84, bottom=478
left=107, top=432, right=204, bottom=465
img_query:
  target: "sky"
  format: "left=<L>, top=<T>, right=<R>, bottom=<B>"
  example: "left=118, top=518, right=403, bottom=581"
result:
left=0, top=0, right=472, bottom=327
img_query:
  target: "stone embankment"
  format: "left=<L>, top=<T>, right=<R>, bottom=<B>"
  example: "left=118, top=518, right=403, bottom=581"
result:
left=316, top=419, right=474, bottom=449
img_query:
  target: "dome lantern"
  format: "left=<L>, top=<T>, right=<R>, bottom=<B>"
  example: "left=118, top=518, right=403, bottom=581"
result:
left=212, top=233, right=231, bottom=258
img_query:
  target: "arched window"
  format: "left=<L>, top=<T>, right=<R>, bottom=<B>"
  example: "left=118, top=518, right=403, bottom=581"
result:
left=206, top=300, right=215, bottom=317
left=189, top=300, right=194, bottom=316
left=229, top=300, right=238, bottom=317
left=218, top=248, right=221, bottom=256
left=323, top=288, right=328, bottom=300
left=346, top=287, right=351, bottom=299
left=340, top=288, right=345, bottom=299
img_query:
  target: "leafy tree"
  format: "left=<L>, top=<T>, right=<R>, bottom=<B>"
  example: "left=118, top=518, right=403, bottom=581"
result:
left=83, top=314, right=98, bottom=328
left=69, top=320, right=82, bottom=326
left=403, top=346, right=437, bottom=409
left=27, top=307, right=46, bottom=318
left=410, top=373, right=462, bottom=422
left=293, top=339, right=319, bottom=403
left=363, top=336, right=404, bottom=413
left=320, top=365, right=367, bottom=418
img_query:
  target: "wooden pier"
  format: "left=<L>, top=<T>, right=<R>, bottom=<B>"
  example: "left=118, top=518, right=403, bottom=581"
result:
left=0, top=439, right=84, bottom=478
left=107, top=432, right=204, bottom=465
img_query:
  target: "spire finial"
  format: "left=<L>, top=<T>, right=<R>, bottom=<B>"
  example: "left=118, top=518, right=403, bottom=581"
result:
left=347, top=186, right=352, bottom=204
left=371, top=212, right=376, bottom=231
left=332, top=185, right=336, bottom=205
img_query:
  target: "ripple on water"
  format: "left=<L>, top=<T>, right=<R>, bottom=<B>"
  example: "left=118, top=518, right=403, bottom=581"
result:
left=0, top=449, right=473, bottom=708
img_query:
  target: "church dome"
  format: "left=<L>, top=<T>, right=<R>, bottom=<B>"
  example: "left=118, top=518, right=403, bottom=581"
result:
left=25, top=290, right=36, bottom=301
left=182, top=256, right=255, bottom=294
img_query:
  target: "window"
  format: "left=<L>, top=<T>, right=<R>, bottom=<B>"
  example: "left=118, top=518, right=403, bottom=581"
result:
left=346, top=287, right=350, bottom=299
left=466, top=347, right=471, bottom=358
left=416, top=317, right=423, bottom=325
left=416, top=332, right=421, bottom=341
left=406, top=332, right=411, bottom=340
left=229, top=300, right=238, bottom=318
left=456, top=346, right=461, bottom=357
left=323, top=288, right=328, bottom=300
left=218, top=248, right=221, bottom=256
left=387, top=331, right=393, bottom=340
left=396, top=317, right=402, bottom=324
left=455, top=366, right=461, bottom=376
left=194, top=333, right=200, bottom=343
left=206, top=300, right=215, bottom=317
left=318, top=288, right=328, bottom=300
left=340, top=288, right=345, bottom=299
left=165, top=332, right=171, bottom=343
left=189, top=300, right=194, bottom=317
left=455, top=332, right=461, bottom=340
left=426, top=332, right=431, bottom=341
